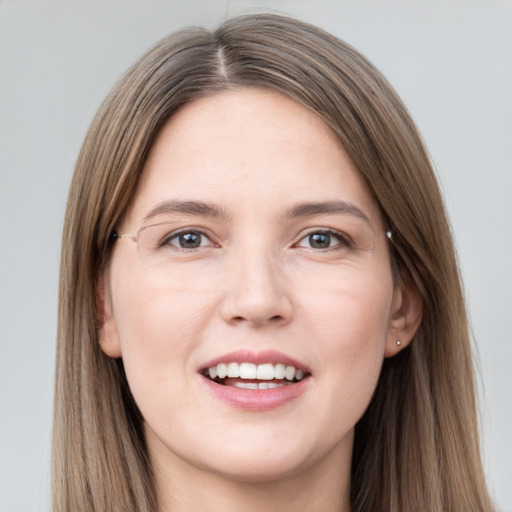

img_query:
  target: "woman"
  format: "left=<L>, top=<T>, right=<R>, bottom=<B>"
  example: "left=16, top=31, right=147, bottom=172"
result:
left=52, top=13, right=495, bottom=512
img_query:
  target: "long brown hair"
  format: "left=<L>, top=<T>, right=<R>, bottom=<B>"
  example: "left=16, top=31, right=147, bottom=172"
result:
left=53, top=13, right=494, bottom=511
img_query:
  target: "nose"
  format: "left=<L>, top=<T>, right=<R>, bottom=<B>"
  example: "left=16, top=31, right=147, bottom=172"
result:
left=220, top=248, right=294, bottom=328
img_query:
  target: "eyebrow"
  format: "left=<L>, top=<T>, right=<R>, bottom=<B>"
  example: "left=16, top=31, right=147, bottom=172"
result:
left=142, top=199, right=370, bottom=226
left=285, top=201, right=371, bottom=224
left=142, top=200, right=230, bottom=224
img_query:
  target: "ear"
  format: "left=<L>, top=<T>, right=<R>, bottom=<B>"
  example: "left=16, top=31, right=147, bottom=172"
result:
left=97, top=271, right=122, bottom=358
left=385, top=274, right=423, bottom=358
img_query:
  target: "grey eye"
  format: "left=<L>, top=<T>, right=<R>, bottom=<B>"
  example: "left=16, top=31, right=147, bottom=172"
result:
left=168, top=231, right=208, bottom=249
left=308, top=233, right=332, bottom=249
left=296, top=230, right=350, bottom=250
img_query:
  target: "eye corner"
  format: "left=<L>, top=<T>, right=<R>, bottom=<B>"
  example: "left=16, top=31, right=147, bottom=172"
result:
left=139, top=224, right=219, bottom=252
left=294, top=229, right=352, bottom=251
left=167, top=230, right=215, bottom=250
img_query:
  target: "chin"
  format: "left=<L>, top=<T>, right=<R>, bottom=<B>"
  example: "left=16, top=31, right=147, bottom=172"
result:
left=200, top=448, right=316, bottom=484
left=186, top=423, right=351, bottom=485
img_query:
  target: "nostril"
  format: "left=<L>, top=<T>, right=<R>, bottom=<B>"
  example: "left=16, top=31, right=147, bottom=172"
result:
left=229, top=314, right=285, bottom=326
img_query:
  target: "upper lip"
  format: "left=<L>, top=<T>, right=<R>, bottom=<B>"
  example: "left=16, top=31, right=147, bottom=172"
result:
left=200, top=349, right=310, bottom=373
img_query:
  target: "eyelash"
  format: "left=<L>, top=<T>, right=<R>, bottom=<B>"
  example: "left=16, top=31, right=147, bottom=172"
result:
left=294, top=229, right=352, bottom=251
left=160, top=229, right=217, bottom=250
left=159, top=228, right=352, bottom=252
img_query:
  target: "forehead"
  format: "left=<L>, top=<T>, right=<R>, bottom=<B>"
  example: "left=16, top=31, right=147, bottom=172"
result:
left=123, top=88, right=382, bottom=229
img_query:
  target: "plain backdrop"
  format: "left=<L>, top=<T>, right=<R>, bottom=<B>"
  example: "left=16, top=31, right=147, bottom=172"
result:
left=0, top=1, right=510, bottom=511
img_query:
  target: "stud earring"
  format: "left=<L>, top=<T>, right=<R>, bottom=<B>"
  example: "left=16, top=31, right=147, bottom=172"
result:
left=396, top=340, right=402, bottom=347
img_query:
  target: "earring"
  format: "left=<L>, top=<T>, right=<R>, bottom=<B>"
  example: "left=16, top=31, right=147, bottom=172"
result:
left=396, top=340, right=402, bottom=346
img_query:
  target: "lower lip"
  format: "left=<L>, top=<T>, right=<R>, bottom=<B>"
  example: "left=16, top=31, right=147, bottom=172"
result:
left=200, top=375, right=310, bottom=411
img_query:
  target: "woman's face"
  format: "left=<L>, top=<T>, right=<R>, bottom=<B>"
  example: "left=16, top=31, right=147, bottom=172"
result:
left=101, top=88, right=412, bottom=483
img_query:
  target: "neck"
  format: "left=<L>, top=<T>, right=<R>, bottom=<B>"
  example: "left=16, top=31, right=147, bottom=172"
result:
left=149, top=433, right=352, bottom=512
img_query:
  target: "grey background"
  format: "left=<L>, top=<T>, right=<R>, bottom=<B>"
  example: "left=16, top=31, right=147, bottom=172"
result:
left=0, top=1, right=510, bottom=511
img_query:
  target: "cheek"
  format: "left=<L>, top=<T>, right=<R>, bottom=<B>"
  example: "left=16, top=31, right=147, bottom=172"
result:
left=110, top=274, right=217, bottom=408
left=301, top=270, right=393, bottom=416
left=113, top=266, right=214, bottom=346
left=302, top=266, right=393, bottom=348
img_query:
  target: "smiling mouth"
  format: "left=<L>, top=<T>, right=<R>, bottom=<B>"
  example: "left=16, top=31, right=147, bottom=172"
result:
left=201, top=362, right=309, bottom=389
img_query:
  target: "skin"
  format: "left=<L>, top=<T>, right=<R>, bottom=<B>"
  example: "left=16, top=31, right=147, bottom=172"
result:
left=99, top=88, right=422, bottom=512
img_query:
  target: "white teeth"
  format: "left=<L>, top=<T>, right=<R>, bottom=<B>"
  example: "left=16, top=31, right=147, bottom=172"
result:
left=239, top=362, right=257, bottom=379
left=232, top=381, right=292, bottom=389
left=208, top=362, right=306, bottom=382
left=274, top=363, right=285, bottom=379
left=227, top=362, right=239, bottom=378
left=284, top=366, right=296, bottom=381
left=217, top=363, right=228, bottom=379
left=256, top=363, right=274, bottom=380
left=232, top=382, right=259, bottom=389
